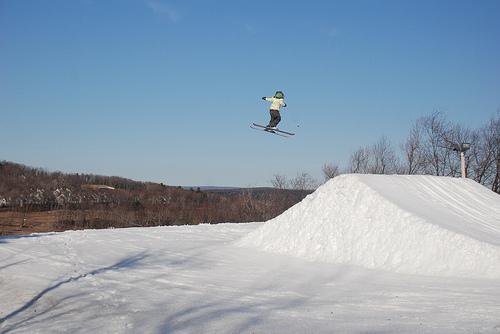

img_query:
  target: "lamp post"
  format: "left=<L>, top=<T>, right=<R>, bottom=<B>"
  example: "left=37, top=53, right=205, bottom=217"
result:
left=451, top=143, right=471, bottom=178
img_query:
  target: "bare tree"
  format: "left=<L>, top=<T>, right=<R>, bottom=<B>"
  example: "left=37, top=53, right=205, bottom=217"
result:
left=491, top=111, right=500, bottom=193
left=469, top=113, right=500, bottom=192
left=270, top=174, right=289, bottom=189
left=349, top=146, right=370, bottom=173
left=322, top=163, right=341, bottom=181
left=348, top=137, right=399, bottom=175
left=369, top=136, right=399, bottom=174
left=343, top=111, right=497, bottom=187
left=494, top=114, right=500, bottom=193
left=402, top=120, right=425, bottom=174
left=290, top=172, right=318, bottom=191
left=418, top=112, right=452, bottom=175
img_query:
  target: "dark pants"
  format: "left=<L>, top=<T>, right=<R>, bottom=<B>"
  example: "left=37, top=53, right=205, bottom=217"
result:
left=268, top=109, right=281, bottom=128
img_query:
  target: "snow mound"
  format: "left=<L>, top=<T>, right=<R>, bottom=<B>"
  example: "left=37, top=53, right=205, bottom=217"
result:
left=237, top=174, right=500, bottom=278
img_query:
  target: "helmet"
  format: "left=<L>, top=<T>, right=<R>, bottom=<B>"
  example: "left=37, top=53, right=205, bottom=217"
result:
left=274, top=91, right=284, bottom=99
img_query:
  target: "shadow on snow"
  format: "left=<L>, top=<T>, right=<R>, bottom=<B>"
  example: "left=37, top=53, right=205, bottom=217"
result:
left=0, top=252, right=148, bottom=333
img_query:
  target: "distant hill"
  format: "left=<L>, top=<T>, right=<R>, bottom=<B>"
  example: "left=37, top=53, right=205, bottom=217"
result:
left=0, top=161, right=310, bottom=235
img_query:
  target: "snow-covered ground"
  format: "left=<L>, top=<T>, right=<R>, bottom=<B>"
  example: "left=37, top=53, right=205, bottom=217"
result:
left=1, top=223, right=500, bottom=333
left=239, top=174, right=500, bottom=278
left=1, top=174, right=500, bottom=333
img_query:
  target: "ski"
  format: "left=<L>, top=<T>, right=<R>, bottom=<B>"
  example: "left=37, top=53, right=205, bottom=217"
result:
left=250, top=125, right=290, bottom=137
left=251, top=123, right=295, bottom=136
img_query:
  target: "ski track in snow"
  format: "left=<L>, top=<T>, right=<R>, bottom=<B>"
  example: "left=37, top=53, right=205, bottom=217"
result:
left=1, top=223, right=500, bottom=333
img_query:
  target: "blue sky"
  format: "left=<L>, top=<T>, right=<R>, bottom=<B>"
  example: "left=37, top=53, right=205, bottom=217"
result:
left=1, top=0, right=499, bottom=186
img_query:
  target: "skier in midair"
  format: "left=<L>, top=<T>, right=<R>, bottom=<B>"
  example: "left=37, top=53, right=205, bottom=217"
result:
left=262, top=91, right=286, bottom=129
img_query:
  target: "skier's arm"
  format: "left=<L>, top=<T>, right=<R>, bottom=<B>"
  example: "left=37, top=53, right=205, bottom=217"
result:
left=262, top=97, right=274, bottom=102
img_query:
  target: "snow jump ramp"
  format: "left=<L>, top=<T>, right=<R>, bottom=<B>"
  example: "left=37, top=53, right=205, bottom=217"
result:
left=238, top=174, right=500, bottom=278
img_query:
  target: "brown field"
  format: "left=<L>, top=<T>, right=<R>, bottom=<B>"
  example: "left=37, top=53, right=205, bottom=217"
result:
left=0, top=209, right=184, bottom=236
left=0, top=211, right=66, bottom=236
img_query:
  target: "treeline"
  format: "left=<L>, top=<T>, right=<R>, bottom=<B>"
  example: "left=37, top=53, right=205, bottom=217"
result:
left=0, top=161, right=309, bottom=233
left=273, top=112, right=499, bottom=193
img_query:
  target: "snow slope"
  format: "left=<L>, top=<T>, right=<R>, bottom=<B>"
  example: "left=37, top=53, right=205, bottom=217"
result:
left=1, top=224, right=500, bottom=333
left=238, top=174, right=500, bottom=278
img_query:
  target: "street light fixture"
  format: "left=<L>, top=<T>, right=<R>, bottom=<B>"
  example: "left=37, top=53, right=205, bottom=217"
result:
left=452, top=142, right=471, bottom=153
